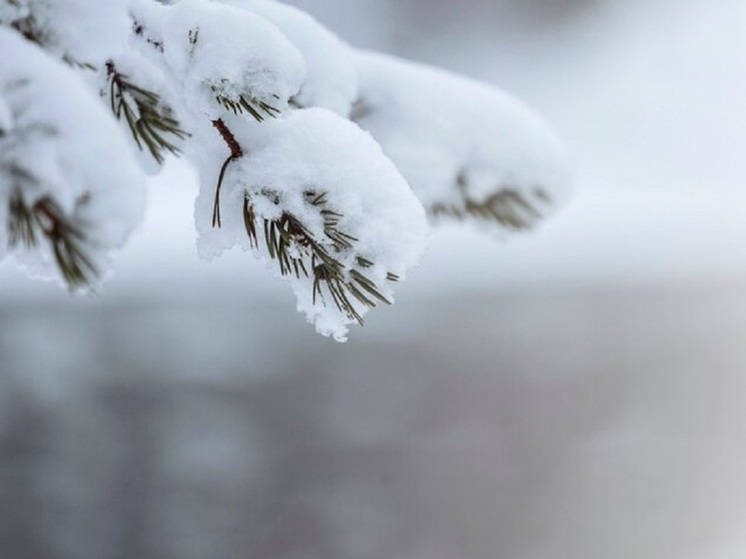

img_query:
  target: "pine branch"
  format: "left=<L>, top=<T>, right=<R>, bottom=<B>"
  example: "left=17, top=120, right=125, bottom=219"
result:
left=214, top=92, right=281, bottom=122
left=431, top=173, right=550, bottom=230
left=242, top=190, right=398, bottom=325
left=209, top=90, right=283, bottom=227
left=107, top=61, right=189, bottom=164
left=7, top=190, right=100, bottom=289
left=211, top=118, right=244, bottom=228
left=62, top=55, right=96, bottom=71
left=208, top=109, right=395, bottom=325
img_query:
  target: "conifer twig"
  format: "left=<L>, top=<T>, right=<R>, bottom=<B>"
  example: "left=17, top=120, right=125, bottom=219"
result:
left=211, top=118, right=244, bottom=228
left=431, top=172, right=550, bottom=230
left=214, top=92, right=281, bottom=122
left=107, top=61, right=189, bottom=164
left=242, top=189, right=398, bottom=325
left=7, top=190, right=99, bottom=289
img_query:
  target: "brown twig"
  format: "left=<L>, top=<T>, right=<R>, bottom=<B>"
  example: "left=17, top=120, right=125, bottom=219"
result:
left=211, top=118, right=243, bottom=227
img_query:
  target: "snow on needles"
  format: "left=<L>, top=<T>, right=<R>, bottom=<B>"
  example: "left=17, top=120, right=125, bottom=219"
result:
left=200, top=108, right=429, bottom=340
left=218, top=0, right=359, bottom=115
left=0, top=0, right=573, bottom=339
left=0, top=27, right=146, bottom=285
left=133, top=0, right=429, bottom=340
left=158, top=0, right=306, bottom=119
left=0, top=0, right=131, bottom=64
left=353, top=51, right=573, bottom=235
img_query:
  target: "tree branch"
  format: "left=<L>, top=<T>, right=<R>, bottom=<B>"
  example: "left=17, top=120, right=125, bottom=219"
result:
left=211, top=118, right=243, bottom=228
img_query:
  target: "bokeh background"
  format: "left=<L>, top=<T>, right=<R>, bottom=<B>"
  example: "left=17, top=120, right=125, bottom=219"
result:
left=3, top=0, right=746, bottom=557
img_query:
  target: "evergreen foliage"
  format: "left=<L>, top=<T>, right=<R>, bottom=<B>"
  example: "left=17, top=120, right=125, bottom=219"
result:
left=430, top=173, right=552, bottom=230
left=107, top=61, right=189, bottom=164
left=0, top=0, right=570, bottom=339
left=244, top=189, right=396, bottom=325
left=8, top=190, right=99, bottom=288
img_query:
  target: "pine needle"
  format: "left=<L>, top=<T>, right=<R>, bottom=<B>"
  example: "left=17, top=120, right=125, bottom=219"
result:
left=432, top=184, right=549, bottom=231
left=241, top=190, right=398, bottom=325
left=107, top=61, right=189, bottom=164
left=7, top=191, right=100, bottom=289
left=214, top=93, right=280, bottom=122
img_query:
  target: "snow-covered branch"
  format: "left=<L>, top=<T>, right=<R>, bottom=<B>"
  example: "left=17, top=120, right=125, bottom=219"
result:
left=0, top=0, right=572, bottom=340
left=352, top=51, right=572, bottom=234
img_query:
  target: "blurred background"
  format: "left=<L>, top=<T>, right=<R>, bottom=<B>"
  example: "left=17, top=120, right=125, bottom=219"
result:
left=3, top=0, right=746, bottom=557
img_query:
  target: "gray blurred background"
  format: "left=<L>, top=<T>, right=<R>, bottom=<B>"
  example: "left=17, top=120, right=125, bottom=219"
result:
left=4, top=1, right=746, bottom=558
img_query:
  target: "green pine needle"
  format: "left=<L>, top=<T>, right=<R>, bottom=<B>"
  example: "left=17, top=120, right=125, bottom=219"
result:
left=7, top=191, right=100, bottom=289
left=107, top=62, right=189, bottom=164
left=432, top=186, right=549, bottom=230
left=214, top=93, right=281, bottom=122
left=241, top=190, right=398, bottom=325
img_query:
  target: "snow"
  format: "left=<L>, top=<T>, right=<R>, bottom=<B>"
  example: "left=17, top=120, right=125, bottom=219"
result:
left=122, top=0, right=438, bottom=339
left=1, top=0, right=575, bottom=337
left=0, top=27, right=146, bottom=286
left=157, top=0, right=306, bottom=119
left=0, top=92, right=11, bottom=132
left=104, top=47, right=184, bottom=174
left=0, top=0, right=131, bottom=64
left=0, top=2, right=28, bottom=24
left=196, top=108, right=429, bottom=340
left=353, top=50, right=573, bottom=234
left=218, top=0, right=359, bottom=115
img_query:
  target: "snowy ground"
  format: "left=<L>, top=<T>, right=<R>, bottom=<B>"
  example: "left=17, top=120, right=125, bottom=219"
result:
left=3, top=1, right=746, bottom=558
